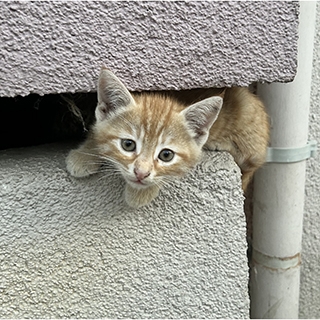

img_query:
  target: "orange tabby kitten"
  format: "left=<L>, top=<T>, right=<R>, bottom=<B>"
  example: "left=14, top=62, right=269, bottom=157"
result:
left=66, top=67, right=269, bottom=208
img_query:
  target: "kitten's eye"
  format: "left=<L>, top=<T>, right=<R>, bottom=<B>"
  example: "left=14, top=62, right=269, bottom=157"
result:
left=158, top=149, right=175, bottom=162
left=121, top=139, right=136, bottom=152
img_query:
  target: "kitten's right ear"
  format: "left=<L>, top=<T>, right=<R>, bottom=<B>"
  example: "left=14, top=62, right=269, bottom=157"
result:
left=96, top=66, right=135, bottom=122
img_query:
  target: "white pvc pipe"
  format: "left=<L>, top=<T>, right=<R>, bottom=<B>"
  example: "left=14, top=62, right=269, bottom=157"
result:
left=251, top=1, right=317, bottom=318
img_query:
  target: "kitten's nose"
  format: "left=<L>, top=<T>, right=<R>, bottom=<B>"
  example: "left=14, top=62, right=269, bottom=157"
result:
left=134, top=168, right=150, bottom=181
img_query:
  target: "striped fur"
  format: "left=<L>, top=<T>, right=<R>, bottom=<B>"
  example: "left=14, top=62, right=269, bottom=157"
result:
left=66, top=67, right=269, bottom=208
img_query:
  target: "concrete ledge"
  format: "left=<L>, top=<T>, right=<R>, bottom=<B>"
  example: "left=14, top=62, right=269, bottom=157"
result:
left=0, top=1, right=299, bottom=97
left=0, top=143, right=248, bottom=318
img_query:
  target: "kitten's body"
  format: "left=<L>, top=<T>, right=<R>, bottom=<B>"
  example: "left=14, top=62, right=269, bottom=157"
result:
left=170, top=87, right=269, bottom=189
left=66, top=67, right=269, bottom=208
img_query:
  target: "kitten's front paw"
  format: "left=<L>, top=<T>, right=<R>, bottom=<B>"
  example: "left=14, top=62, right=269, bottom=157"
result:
left=124, top=184, right=160, bottom=208
left=66, top=149, right=100, bottom=178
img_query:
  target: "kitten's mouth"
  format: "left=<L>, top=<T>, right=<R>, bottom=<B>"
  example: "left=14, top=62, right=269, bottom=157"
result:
left=134, top=180, right=144, bottom=185
left=127, top=178, right=150, bottom=188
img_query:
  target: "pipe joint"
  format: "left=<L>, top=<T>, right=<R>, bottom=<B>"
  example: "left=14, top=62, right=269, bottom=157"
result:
left=252, top=248, right=301, bottom=271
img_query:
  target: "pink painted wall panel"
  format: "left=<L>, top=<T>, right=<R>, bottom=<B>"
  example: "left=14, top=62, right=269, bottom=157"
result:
left=0, top=1, right=299, bottom=97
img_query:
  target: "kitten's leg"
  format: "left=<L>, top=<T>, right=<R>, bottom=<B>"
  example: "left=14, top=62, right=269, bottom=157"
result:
left=241, top=170, right=255, bottom=191
left=124, top=184, right=160, bottom=208
left=66, top=138, right=102, bottom=177
left=241, top=156, right=266, bottom=192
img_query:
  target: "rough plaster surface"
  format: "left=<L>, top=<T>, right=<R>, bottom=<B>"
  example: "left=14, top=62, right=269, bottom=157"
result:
left=0, top=1, right=299, bottom=97
left=299, top=2, right=320, bottom=318
left=0, top=143, right=248, bottom=318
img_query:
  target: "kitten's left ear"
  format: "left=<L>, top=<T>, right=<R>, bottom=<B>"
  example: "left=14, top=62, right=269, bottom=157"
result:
left=96, top=66, right=135, bottom=122
left=181, top=96, right=223, bottom=146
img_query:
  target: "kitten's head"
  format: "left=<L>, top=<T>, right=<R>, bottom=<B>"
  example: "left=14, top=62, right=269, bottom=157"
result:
left=92, top=66, right=223, bottom=189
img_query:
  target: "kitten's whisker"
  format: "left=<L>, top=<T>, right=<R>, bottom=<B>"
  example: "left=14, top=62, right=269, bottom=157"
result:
left=81, top=161, right=106, bottom=166
left=98, top=156, right=124, bottom=168
left=99, top=168, right=122, bottom=174
left=97, top=175, right=112, bottom=183
left=96, top=170, right=123, bottom=182
left=157, top=177, right=176, bottom=188
left=75, top=150, right=124, bottom=169
left=72, top=150, right=100, bottom=157
left=74, top=150, right=107, bottom=161
left=98, top=170, right=119, bottom=175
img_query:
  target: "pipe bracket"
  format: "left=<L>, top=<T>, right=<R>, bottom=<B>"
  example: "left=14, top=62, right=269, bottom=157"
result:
left=266, top=140, right=317, bottom=163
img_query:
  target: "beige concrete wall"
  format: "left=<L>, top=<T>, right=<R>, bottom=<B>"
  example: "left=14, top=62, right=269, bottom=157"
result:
left=0, top=145, right=249, bottom=318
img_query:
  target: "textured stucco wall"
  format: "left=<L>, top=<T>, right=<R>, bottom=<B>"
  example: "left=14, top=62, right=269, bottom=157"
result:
left=0, top=1, right=299, bottom=97
left=0, top=144, right=249, bottom=318
left=299, top=1, right=320, bottom=318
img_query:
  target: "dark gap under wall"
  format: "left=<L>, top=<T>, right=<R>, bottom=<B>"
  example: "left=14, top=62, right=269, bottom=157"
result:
left=0, top=93, right=97, bottom=150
